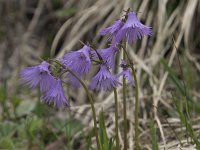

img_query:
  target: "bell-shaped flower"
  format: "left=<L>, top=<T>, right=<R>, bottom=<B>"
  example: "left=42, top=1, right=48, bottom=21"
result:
left=116, top=69, right=134, bottom=86
left=20, top=61, right=55, bottom=91
left=42, top=79, right=70, bottom=108
left=39, top=73, right=56, bottom=92
left=116, top=60, right=134, bottom=86
left=62, top=45, right=91, bottom=75
left=99, top=19, right=124, bottom=42
left=90, top=65, right=121, bottom=91
left=115, top=11, right=152, bottom=44
left=93, top=46, right=119, bottom=71
left=61, top=45, right=91, bottom=87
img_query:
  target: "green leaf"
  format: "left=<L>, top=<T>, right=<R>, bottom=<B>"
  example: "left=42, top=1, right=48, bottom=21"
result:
left=64, top=118, right=83, bottom=138
left=0, top=137, right=14, bottom=149
left=0, top=122, right=16, bottom=138
left=86, top=131, right=93, bottom=150
left=99, top=111, right=110, bottom=150
left=16, top=100, right=36, bottom=117
left=161, top=59, right=200, bottom=114
left=25, top=116, right=43, bottom=139
left=172, top=96, right=200, bottom=147
left=150, top=119, right=159, bottom=150
left=108, top=138, right=114, bottom=150
left=33, top=101, right=49, bottom=117
left=51, top=117, right=83, bottom=138
left=11, top=95, right=21, bottom=108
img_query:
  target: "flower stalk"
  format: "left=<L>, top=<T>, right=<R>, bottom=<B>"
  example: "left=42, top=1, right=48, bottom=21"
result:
left=48, top=59, right=101, bottom=150
left=132, top=67, right=140, bottom=150
left=114, top=88, right=120, bottom=150
left=122, top=42, right=128, bottom=150
left=120, top=46, right=140, bottom=150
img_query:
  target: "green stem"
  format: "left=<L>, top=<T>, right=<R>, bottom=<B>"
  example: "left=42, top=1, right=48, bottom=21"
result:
left=120, top=45, right=140, bottom=149
left=48, top=59, right=101, bottom=150
left=122, top=42, right=128, bottom=150
left=114, top=89, right=120, bottom=150
left=132, top=68, right=140, bottom=150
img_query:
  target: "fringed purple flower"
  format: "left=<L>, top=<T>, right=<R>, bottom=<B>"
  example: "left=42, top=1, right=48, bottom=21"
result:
left=115, top=11, right=152, bottom=44
left=42, top=79, right=70, bottom=108
left=20, top=61, right=55, bottom=91
left=65, top=72, right=82, bottom=87
left=40, top=73, right=56, bottom=92
left=61, top=45, right=91, bottom=87
left=93, top=46, right=119, bottom=71
left=117, top=69, right=134, bottom=86
left=100, top=19, right=124, bottom=42
left=62, top=45, right=91, bottom=74
left=90, top=65, right=121, bottom=91
left=116, top=60, right=134, bottom=86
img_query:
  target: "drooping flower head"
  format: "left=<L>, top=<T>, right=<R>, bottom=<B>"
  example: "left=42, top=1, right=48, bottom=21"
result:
left=99, top=19, right=124, bottom=42
left=40, top=73, right=56, bottom=92
left=115, top=11, right=152, bottom=44
left=92, top=46, right=119, bottom=71
left=116, top=60, right=134, bottom=86
left=62, top=45, right=91, bottom=75
left=42, top=79, right=70, bottom=109
left=61, top=45, right=92, bottom=87
left=20, top=61, right=55, bottom=91
left=64, top=72, right=82, bottom=87
left=90, top=65, right=121, bottom=91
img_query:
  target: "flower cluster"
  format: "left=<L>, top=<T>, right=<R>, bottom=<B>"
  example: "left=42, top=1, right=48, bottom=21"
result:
left=20, top=61, right=70, bottom=108
left=20, top=10, right=152, bottom=109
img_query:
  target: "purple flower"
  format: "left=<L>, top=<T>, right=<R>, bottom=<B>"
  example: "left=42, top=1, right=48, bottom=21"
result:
left=117, top=69, right=134, bottom=86
left=115, top=12, right=152, bottom=44
left=90, top=65, right=121, bottom=91
left=42, top=79, right=70, bottom=108
left=93, top=46, right=119, bottom=71
left=20, top=61, right=55, bottom=91
left=61, top=45, right=91, bottom=87
left=100, top=19, right=124, bottom=41
left=40, top=73, right=56, bottom=92
left=65, top=72, right=82, bottom=87
left=62, top=45, right=91, bottom=74
left=116, top=60, right=134, bottom=86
